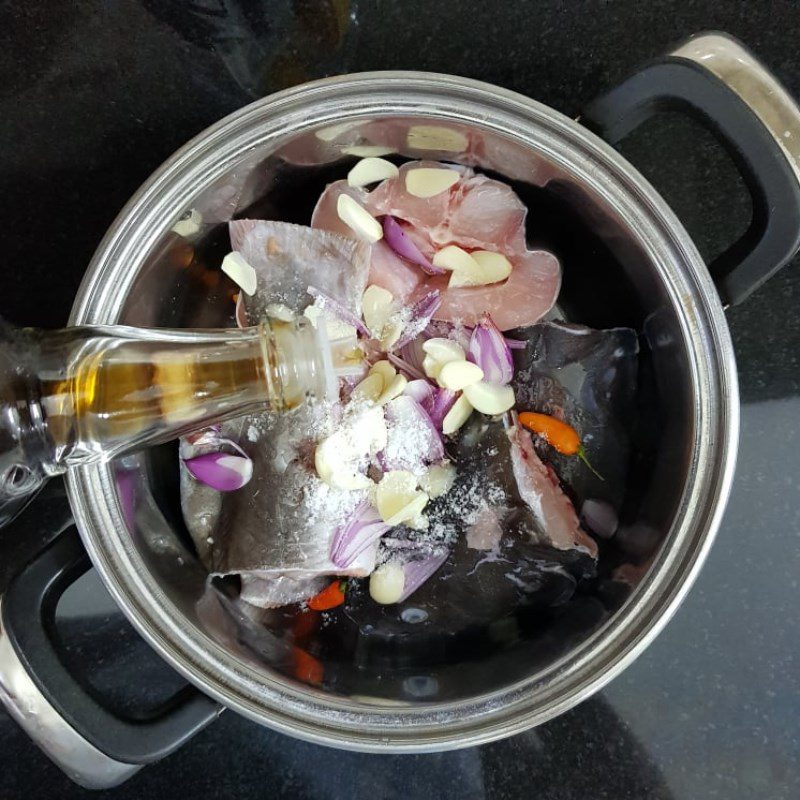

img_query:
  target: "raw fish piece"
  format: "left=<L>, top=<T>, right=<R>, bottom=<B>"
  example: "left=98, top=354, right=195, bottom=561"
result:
left=180, top=221, right=374, bottom=608
left=512, top=321, right=639, bottom=515
left=240, top=574, right=327, bottom=608
left=316, top=413, right=598, bottom=677
left=229, top=219, right=370, bottom=316
left=309, top=182, right=370, bottom=240
left=431, top=248, right=560, bottom=330
left=369, top=240, right=426, bottom=300
left=310, top=180, right=427, bottom=301
left=366, top=161, right=526, bottom=254
left=506, top=422, right=598, bottom=559
left=341, top=415, right=595, bottom=634
left=446, top=415, right=597, bottom=559
left=465, top=502, right=504, bottom=551
left=365, top=161, right=469, bottom=239
left=311, top=162, right=560, bottom=329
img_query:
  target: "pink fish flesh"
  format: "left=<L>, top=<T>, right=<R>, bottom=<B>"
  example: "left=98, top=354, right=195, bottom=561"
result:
left=310, top=161, right=560, bottom=330
left=506, top=423, right=598, bottom=559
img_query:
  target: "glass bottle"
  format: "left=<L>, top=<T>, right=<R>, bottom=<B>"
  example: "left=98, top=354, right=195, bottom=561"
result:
left=0, top=317, right=357, bottom=525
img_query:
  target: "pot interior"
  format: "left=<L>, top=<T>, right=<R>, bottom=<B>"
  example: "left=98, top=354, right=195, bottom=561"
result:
left=103, top=111, right=695, bottom=708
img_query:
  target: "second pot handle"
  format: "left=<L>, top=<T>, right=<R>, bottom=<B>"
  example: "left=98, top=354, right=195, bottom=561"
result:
left=0, top=526, right=222, bottom=789
left=582, top=31, right=800, bottom=306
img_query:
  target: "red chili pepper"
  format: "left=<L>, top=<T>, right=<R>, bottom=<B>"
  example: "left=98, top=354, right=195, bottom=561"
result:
left=293, top=649, right=323, bottom=685
left=292, top=609, right=319, bottom=643
left=307, top=580, right=347, bottom=611
left=518, top=411, right=603, bottom=480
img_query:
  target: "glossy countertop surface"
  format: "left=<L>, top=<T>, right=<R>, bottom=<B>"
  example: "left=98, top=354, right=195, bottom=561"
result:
left=0, top=2, right=798, bottom=798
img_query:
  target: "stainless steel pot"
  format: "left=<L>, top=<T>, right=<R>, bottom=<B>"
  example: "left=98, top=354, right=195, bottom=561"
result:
left=2, top=32, right=799, bottom=789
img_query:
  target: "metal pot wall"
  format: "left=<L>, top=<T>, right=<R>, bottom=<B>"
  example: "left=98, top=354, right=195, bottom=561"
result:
left=1, top=32, right=798, bottom=789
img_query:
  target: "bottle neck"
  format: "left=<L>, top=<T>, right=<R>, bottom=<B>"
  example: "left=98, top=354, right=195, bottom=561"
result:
left=0, top=317, right=339, bottom=522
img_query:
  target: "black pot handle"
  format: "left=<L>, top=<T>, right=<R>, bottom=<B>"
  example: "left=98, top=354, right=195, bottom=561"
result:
left=582, top=31, right=800, bottom=306
left=0, top=524, right=221, bottom=789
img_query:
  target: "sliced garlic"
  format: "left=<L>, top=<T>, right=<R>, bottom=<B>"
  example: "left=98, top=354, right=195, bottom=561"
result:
left=337, top=194, right=383, bottom=242
left=405, top=167, right=460, bottom=199
left=419, top=462, right=457, bottom=498
left=342, top=144, right=397, bottom=158
left=348, top=157, right=399, bottom=188
left=363, top=405, right=389, bottom=454
left=377, top=469, right=417, bottom=500
left=352, top=372, right=384, bottom=403
left=445, top=250, right=512, bottom=289
left=423, top=355, right=443, bottom=380
left=406, top=125, right=469, bottom=152
left=386, top=492, right=429, bottom=527
left=266, top=303, right=295, bottom=322
left=463, top=381, right=516, bottom=414
left=221, top=251, right=257, bottom=296
left=375, top=373, right=407, bottom=406
left=448, top=271, right=481, bottom=288
left=314, top=407, right=386, bottom=489
left=369, top=562, right=406, bottom=604
left=171, top=208, right=202, bottom=238
left=375, top=470, right=429, bottom=525
left=432, top=245, right=480, bottom=274
left=469, top=251, right=513, bottom=283
left=442, top=394, right=474, bottom=435
left=369, top=359, right=396, bottom=386
left=362, top=285, right=395, bottom=336
left=314, top=435, right=373, bottom=490
left=437, top=360, right=484, bottom=391
left=422, top=337, right=465, bottom=364
left=380, top=317, right=404, bottom=349
left=352, top=405, right=388, bottom=454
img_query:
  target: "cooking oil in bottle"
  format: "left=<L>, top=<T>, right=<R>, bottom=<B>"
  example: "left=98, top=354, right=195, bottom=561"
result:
left=0, top=316, right=358, bottom=524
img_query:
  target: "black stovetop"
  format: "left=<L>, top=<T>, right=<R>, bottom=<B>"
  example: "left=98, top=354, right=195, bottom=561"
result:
left=1, top=2, right=799, bottom=798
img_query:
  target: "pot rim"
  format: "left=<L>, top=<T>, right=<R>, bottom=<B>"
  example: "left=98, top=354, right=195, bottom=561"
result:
left=66, top=71, right=739, bottom=751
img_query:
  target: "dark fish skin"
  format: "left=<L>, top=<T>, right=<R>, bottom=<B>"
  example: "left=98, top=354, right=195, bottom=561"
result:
left=335, top=321, right=640, bottom=664
left=340, top=415, right=596, bottom=659
left=512, top=320, right=639, bottom=513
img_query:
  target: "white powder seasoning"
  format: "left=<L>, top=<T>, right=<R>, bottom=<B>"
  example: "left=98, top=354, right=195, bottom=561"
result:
left=303, top=477, right=367, bottom=526
left=382, top=401, right=433, bottom=475
left=423, top=467, right=505, bottom=546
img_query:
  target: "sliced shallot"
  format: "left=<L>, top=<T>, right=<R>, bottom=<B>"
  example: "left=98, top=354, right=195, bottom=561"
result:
left=386, top=351, right=427, bottom=381
left=428, top=388, right=458, bottom=429
left=393, top=290, right=442, bottom=350
left=468, top=313, right=514, bottom=384
left=330, top=501, right=391, bottom=568
left=399, top=336, right=428, bottom=375
left=307, top=286, right=370, bottom=337
left=183, top=451, right=253, bottom=492
left=382, top=215, right=444, bottom=275
left=403, top=379, right=436, bottom=412
left=398, top=550, right=449, bottom=602
left=382, top=395, right=444, bottom=471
